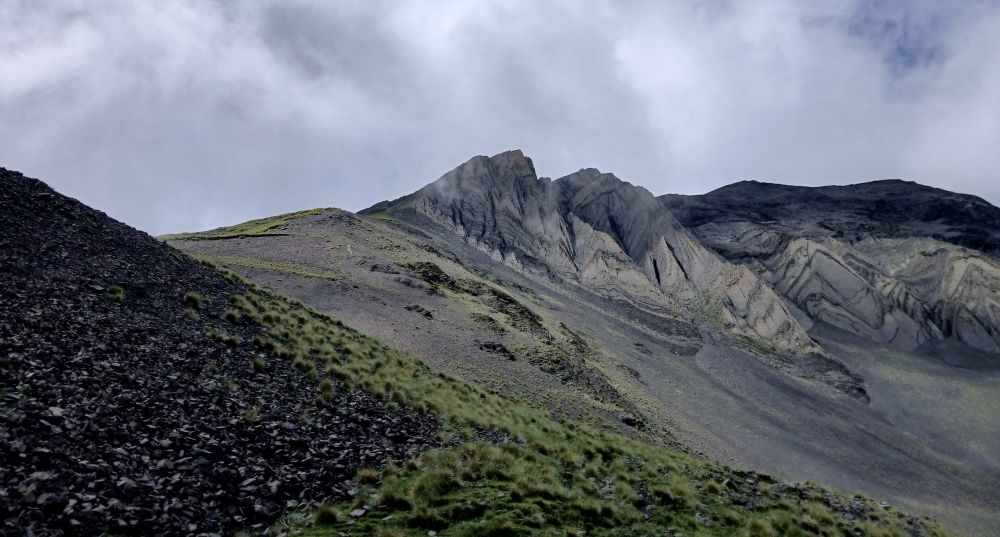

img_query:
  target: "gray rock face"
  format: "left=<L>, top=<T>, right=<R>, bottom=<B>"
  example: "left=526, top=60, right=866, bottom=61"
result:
left=663, top=180, right=1000, bottom=354
left=366, top=150, right=816, bottom=354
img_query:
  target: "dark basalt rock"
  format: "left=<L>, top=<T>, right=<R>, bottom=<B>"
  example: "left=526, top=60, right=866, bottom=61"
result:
left=662, top=179, right=1000, bottom=257
left=0, top=168, right=437, bottom=536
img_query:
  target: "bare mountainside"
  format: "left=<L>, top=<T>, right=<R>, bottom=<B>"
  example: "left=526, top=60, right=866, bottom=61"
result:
left=2, top=166, right=957, bottom=537
left=663, top=180, right=1000, bottom=354
left=167, top=151, right=1000, bottom=536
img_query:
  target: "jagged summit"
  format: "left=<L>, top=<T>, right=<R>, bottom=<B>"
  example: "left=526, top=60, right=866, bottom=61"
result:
left=368, top=150, right=820, bottom=360
left=367, top=149, right=1000, bottom=362
left=363, top=150, right=539, bottom=216
left=423, top=149, right=538, bottom=192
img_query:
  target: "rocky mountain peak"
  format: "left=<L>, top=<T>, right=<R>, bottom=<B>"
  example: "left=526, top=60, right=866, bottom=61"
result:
left=370, top=152, right=821, bottom=360
left=489, top=148, right=536, bottom=180
left=556, top=168, right=655, bottom=201
left=364, top=150, right=1000, bottom=389
left=423, top=149, right=537, bottom=194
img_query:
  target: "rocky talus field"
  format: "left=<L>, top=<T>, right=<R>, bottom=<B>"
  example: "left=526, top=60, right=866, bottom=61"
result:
left=0, top=169, right=436, bottom=536
left=2, top=153, right=995, bottom=536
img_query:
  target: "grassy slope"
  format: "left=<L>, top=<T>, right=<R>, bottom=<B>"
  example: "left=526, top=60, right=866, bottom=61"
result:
left=168, top=209, right=663, bottom=441
left=226, top=283, right=948, bottom=537
left=160, top=208, right=332, bottom=240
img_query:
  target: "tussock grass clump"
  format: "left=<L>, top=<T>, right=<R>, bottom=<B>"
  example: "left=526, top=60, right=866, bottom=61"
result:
left=232, top=291, right=949, bottom=537
left=222, top=378, right=238, bottom=392
left=205, top=326, right=241, bottom=346
left=244, top=406, right=261, bottom=422
left=184, top=291, right=203, bottom=309
left=319, top=378, right=334, bottom=392
left=316, top=378, right=335, bottom=403
left=107, top=285, right=125, bottom=302
left=313, top=505, right=342, bottom=525
left=355, top=467, right=380, bottom=485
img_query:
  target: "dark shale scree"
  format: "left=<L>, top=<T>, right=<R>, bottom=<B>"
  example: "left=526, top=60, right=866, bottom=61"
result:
left=0, top=168, right=437, bottom=537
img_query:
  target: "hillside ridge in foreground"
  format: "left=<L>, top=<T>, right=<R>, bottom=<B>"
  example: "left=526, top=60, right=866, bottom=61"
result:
left=0, top=168, right=436, bottom=535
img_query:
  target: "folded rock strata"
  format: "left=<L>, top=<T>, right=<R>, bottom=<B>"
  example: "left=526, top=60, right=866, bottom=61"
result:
left=366, top=151, right=817, bottom=354
left=663, top=180, right=1000, bottom=354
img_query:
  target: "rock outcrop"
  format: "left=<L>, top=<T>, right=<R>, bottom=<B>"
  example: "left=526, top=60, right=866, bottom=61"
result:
left=662, top=179, right=1000, bottom=256
left=663, top=180, right=1000, bottom=354
left=366, top=151, right=817, bottom=354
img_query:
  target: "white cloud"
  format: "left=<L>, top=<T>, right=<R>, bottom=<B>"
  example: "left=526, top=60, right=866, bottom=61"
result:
left=1, top=0, right=998, bottom=234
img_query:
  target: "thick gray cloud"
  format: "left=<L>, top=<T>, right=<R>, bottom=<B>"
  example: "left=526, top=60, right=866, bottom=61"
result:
left=1, top=0, right=998, bottom=235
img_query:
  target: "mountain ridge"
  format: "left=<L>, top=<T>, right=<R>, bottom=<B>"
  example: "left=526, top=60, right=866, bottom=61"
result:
left=386, top=151, right=1000, bottom=356
left=663, top=176, right=1000, bottom=255
left=662, top=176, right=1000, bottom=354
left=163, top=152, right=1000, bottom=536
left=0, top=167, right=437, bottom=536
left=701, top=177, right=993, bottom=205
left=5, top=164, right=971, bottom=536
left=368, top=150, right=821, bottom=354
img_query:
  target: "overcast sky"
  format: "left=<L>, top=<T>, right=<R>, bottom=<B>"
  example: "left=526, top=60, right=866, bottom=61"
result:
left=2, top=0, right=999, bottom=235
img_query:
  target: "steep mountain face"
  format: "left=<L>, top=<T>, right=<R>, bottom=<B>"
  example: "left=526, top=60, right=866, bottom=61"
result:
left=663, top=180, right=1000, bottom=354
left=367, top=151, right=816, bottom=354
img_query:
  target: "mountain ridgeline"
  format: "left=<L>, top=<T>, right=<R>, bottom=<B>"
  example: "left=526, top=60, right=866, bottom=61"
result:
left=368, top=151, right=1000, bottom=358
left=161, top=151, right=1000, bottom=536
left=662, top=179, right=1000, bottom=354
left=366, top=151, right=815, bottom=351
left=2, top=164, right=970, bottom=536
